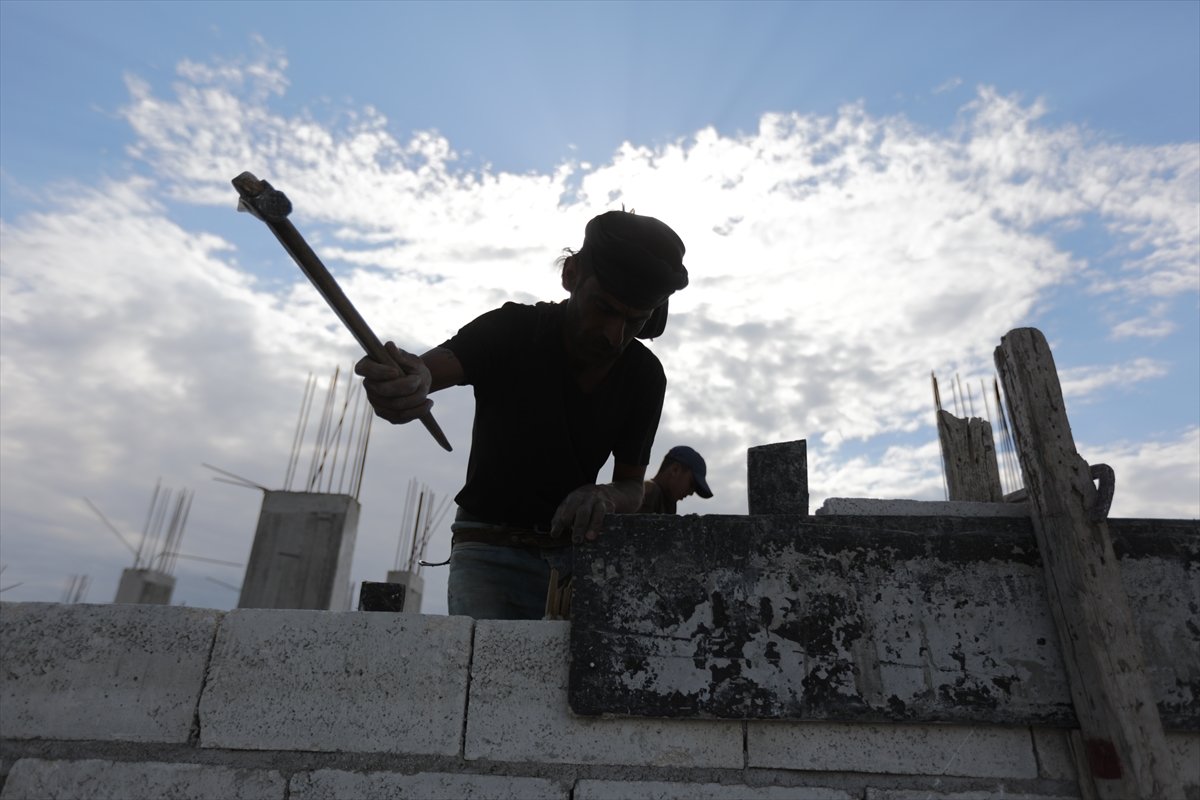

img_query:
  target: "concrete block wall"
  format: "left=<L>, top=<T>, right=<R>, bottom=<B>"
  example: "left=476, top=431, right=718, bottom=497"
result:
left=3, top=602, right=1198, bottom=800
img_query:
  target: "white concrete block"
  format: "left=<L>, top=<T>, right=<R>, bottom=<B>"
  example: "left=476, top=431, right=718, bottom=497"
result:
left=747, top=721, right=1038, bottom=779
left=290, top=770, right=566, bottom=799
left=865, top=791, right=1076, bottom=800
left=0, top=759, right=284, bottom=800
left=199, top=609, right=472, bottom=754
left=0, top=602, right=220, bottom=742
left=1031, top=729, right=1199, bottom=787
left=576, top=780, right=855, bottom=799
left=465, top=621, right=743, bottom=768
left=816, top=498, right=1030, bottom=517
left=1030, top=728, right=1076, bottom=781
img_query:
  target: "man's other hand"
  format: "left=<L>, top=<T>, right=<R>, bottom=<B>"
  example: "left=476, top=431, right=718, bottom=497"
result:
left=355, top=342, right=433, bottom=425
left=551, top=485, right=616, bottom=543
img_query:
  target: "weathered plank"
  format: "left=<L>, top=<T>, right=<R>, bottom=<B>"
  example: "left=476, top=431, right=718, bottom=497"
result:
left=995, top=327, right=1183, bottom=799
left=568, top=514, right=1199, bottom=730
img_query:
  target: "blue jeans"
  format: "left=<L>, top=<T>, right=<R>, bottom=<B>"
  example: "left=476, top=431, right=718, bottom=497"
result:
left=447, top=542, right=573, bottom=620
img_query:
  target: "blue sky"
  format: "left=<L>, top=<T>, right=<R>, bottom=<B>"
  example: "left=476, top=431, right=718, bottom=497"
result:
left=7, top=1, right=1198, bottom=186
left=2, top=1, right=1197, bottom=612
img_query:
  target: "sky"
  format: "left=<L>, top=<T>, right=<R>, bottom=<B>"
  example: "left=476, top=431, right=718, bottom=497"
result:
left=1, top=0, right=1197, bottom=614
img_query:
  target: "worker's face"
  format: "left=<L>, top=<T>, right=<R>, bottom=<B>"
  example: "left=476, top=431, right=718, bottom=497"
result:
left=563, top=260, right=656, bottom=366
left=665, top=464, right=696, bottom=502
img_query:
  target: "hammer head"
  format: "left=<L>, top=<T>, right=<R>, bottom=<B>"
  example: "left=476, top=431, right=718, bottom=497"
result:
left=231, top=171, right=292, bottom=223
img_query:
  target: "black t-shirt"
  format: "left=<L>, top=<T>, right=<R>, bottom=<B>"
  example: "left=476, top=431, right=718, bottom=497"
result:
left=442, top=301, right=665, bottom=527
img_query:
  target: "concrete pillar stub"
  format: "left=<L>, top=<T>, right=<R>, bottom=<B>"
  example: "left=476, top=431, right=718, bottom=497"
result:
left=386, top=570, right=425, bottom=612
left=747, top=439, right=808, bottom=515
left=237, top=491, right=359, bottom=611
left=113, top=568, right=175, bottom=605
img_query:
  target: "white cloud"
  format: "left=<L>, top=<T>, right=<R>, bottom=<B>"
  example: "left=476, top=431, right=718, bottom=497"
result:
left=2, top=51, right=1197, bottom=613
left=933, top=77, right=963, bottom=95
left=1110, top=306, right=1178, bottom=340
left=1084, top=428, right=1200, bottom=519
left=1058, top=358, right=1168, bottom=401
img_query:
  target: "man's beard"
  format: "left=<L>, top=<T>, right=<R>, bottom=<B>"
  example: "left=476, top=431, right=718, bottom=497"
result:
left=567, top=335, right=621, bottom=369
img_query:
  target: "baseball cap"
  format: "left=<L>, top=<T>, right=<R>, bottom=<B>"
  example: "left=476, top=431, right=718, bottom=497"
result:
left=666, top=445, right=712, bottom=499
left=581, top=210, right=688, bottom=338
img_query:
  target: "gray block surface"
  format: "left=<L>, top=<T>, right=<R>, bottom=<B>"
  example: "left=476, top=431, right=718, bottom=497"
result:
left=0, top=759, right=284, bottom=800
left=290, top=770, right=565, bottom=799
left=199, top=609, right=472, bottom=754
left=576, top=781, right=855, bottom=799
left=747, top=721, right=1039, bottom=778
left=465, top=621, right=743, bottom=768
left=816, top=497, right=1030, bottom=516
left=0, top=603, right=220, bottom=742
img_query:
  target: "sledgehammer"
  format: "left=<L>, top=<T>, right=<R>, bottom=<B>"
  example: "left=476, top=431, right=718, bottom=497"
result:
left=231, top=171, right=452, bottom=452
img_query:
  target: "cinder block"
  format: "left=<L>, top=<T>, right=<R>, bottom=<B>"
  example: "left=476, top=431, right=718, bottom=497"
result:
left=815, top=498, right=1029, bottom=517
left=576, top=780, right=855, bottom=799
left=0, top=759, right=284, bottom=800
left=747, top=721, right=1039, bottom=779
left=747, top=440, right=807, bottom=515
left=465, top=621, right=743, bottom=768
left=865, top=791, right=1076, bottom=800
left=199, top=609, right=472, bottom=754
left=1030, top=728, right=1076, bottom=781
left=290, top=770, right=566, bottom=799
left=0, top=602, right=221, bottom=742
left=1032, top=728, right=1200, bottom=787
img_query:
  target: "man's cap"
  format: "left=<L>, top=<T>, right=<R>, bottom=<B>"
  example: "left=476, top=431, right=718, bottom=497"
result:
left=667, top=445, right=713, bottom=499
left=580, top=211, right=688, bottom=337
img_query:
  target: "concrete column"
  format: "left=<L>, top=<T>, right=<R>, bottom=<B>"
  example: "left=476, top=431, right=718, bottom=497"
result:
left=936, top=410, right=1003, bottom=501
left=238, top=491, right=359, bottom=611
left=113, top=568, right=175, bottom=605
left=386, top=570, right=424, bottom=613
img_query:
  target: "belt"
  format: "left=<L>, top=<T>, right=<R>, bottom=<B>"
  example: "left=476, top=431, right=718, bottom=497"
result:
left=450, top=509, right=566, bottom=549
left=451, top=529, right=570, bottom=549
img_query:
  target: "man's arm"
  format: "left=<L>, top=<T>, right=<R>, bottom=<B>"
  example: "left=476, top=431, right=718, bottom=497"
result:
left=550, top=461, right=646, bottom=543
left=355, top=344, right=464, bottom=425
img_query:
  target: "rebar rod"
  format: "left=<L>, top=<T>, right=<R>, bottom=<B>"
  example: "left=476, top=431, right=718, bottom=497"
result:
left=352, top=397, right=374, bottom=500
left=307, top=368, right=339, bottom=492
left=135, top=479, right=161, bottom=570
left=325, top=368, right=354, bottom=494
left=286, top=373, right=315, bottom=490
left=84, top=498, right=138, bottom=560
left=338, top=383, right=363, bottom=495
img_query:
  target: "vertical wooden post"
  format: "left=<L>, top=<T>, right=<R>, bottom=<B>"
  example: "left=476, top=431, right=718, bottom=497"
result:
left=936, top=410, right=1003, bottom=502
left=994, top=327, right=1182, bottom=800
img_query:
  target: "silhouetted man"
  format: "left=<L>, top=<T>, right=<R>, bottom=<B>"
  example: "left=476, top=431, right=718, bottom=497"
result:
left=357, top=210, right=689, bottom=619
left=637, top=445, right=713, bottom=514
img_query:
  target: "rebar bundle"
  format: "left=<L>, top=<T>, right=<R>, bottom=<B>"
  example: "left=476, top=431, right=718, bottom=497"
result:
left=284, top=367, right=374, bottom=498
left=931, top=371, right=1024, bottom=497
left=393, top=479, right=452, bottom=575
left=60, top=574, right=90, bottom=604
left=85, top=481, right=195, bottom=576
